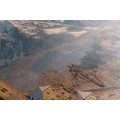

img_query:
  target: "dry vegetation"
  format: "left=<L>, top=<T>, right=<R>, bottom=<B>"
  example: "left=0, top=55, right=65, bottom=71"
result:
left=43, top=87, right=77, bottom=100
left=38, top=64, right=107, bottom=99
left=38, top=63, right=120, bottom=100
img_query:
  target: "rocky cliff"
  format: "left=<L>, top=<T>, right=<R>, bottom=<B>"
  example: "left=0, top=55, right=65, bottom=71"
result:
left=0, top=21, right=24, bottom=67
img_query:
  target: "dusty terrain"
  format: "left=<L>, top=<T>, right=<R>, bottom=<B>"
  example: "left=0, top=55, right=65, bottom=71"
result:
left=0, top=80, right=27, bottom=100
left=0, top=20, right=120, bottom=99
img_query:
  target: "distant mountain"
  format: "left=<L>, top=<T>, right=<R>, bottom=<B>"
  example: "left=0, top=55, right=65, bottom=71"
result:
left=0, top=20, right=69, bottom=67
left=0, top=20, right=117, bottom=67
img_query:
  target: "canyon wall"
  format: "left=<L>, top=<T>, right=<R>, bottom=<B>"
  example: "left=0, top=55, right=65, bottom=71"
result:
left=0, top=21, right=23, bottom=67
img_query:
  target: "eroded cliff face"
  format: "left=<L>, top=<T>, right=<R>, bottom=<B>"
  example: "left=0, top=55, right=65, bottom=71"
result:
left=0, top=20, right=111, bottom=67
left=0, top=21, right=24, bottom=67
left=0, top=20, right=68, bottom=67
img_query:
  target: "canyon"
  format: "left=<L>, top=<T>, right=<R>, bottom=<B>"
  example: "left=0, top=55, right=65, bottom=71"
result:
left=0, top=20, right=120, bottom=99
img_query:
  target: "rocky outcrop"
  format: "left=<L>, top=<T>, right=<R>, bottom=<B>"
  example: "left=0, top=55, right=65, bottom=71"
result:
left=0, top=80, right=27, bottom=100
left=0, top=21, right=23, bottom=67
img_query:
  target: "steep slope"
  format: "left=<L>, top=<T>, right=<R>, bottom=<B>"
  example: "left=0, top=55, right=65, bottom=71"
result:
left=0, top=21, right=24, bottom=67
left=0, top=80, right=27, bottom=100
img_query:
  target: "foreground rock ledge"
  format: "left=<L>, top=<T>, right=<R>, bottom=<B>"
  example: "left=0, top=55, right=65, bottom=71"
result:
left=0, top=80, right=28, bottom=100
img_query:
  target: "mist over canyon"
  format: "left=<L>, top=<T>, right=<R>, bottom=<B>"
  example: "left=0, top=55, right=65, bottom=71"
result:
left=0, top=20, right=120, bottom=99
